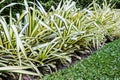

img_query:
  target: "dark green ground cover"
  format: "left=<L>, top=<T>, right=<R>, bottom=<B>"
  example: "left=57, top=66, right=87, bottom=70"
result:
left=43, top=39, right=120, bottom=80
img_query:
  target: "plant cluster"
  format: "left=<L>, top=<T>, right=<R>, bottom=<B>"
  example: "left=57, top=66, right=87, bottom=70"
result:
left=0, top=0, right=120, bottom=79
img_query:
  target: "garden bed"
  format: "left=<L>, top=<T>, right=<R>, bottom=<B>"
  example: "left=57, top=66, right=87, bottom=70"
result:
left=0, top=0, right=120, bottom=80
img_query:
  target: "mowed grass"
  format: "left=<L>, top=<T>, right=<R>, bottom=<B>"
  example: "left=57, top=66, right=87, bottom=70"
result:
left=43, top=39, right=120, bottom=80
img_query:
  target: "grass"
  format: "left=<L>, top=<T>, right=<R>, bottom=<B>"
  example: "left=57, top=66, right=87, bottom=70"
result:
left=43, top=38, right=120, bottom=80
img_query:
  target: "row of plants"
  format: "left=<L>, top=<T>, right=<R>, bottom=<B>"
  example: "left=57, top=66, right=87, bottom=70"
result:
left=1, top=0, right=120, bottom=16
left=0, top=0, right=120, bottom=79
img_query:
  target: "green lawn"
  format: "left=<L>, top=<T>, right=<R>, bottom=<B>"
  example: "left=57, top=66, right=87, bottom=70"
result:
left=43, top=39, right=120, bottom=80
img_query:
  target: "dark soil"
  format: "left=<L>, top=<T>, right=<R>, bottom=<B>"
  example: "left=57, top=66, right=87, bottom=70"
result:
left=56, top=49, right=93, bottom=70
